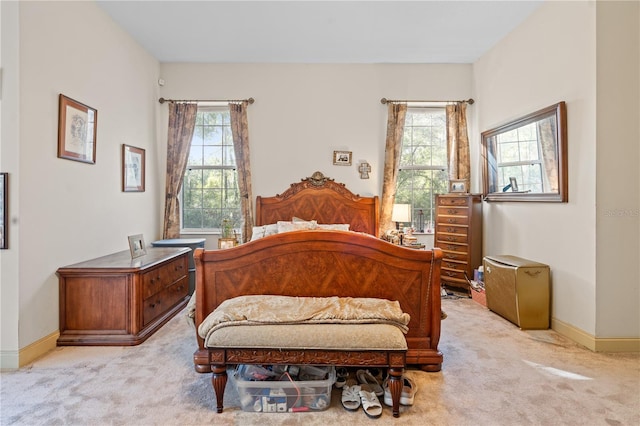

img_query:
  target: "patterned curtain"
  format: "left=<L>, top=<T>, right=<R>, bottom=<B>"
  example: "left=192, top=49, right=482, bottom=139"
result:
left=446, top=103, right=470, bottom=183
left=537, top=117, right=559, bottom=192
left=379, top=102, right=407, bottom=236
left=229, top=101, right=254, bottom=243
left=162, top=103, right=198, bottom=239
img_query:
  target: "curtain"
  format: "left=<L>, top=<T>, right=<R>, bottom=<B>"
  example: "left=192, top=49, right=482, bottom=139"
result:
left=446, top=103, right=470, bottom=183
left=229, top=101, right=254, bottom=243
left=162, top=103, right=198, bottom=239
left=537, top=117, right=558, bottom=192
left=379, top=102, right=407, bottom=236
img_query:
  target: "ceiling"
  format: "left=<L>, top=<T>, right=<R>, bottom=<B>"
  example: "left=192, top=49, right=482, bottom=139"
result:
left=96, top=0, right=543, bottom=64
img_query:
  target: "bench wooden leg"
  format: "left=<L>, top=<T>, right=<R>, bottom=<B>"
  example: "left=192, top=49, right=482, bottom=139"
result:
left=387, top=367, right=403, bottom=417
left=211, top=365, right=227, bottom=413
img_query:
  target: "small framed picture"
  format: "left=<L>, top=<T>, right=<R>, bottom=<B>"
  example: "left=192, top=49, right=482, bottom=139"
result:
left=122, top=144, right=146, bottom=192
left=509, top=177, right=519, bottom=192
left=449, top=179, right=468, bottom=193
left=218, top=238, right=237, bottom=249
left=333, top=150, right=352, bottom=166
left=58, top=94, right=97, bottom=164
left=128, top=234, right=147, bottom=258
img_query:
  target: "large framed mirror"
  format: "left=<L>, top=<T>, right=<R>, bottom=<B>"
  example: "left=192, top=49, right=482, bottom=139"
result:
left=482, top=101, right=567, bottom=202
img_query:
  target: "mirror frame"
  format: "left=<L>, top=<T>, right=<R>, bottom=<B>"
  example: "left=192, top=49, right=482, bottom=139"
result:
left=481, top=101, right=567, bottom=202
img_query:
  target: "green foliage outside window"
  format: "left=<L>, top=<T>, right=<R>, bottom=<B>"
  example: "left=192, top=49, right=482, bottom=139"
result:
left=182, top=109, right=241, bottom=230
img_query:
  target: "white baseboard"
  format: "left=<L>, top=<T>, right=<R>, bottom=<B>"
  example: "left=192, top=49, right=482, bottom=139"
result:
left=552, top=318, right=640, bottom=352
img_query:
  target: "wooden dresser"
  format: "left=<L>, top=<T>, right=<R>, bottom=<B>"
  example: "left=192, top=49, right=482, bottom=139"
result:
left=57, top=247, right=190, bottom=346
left=434, top=194, right=483, bottom=293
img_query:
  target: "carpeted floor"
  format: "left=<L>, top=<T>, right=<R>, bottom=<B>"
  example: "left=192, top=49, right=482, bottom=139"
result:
left=1, top=297, right=638, bottom=425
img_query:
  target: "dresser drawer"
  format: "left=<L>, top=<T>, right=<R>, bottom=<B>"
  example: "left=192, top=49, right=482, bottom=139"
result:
left=437, top=197, right=470, bottom=207
left=437, top=206, right=469, bottom=217
left=442, top=259, right=468, bottom=271
left=438, top=233, right=468, bottom=244
left=437, top=224, right=468, bottom=235
left=437, top=242, right=469, bottom=254
left=436, top=215, right=469, bottom=225
left=142, top=257, right=188, bottom=299
left=143, top=277, right=189, bottom=326
left=440, top=268, right=467, bottom=281
left=442, top=251, right=470, bottom=262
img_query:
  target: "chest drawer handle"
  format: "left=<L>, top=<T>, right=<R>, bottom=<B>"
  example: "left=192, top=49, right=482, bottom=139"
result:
left=447, top=219, right=456, bottom=223
left=447, top=209, right=458, bottom=214
left=149, top=299, right=161, bottom=308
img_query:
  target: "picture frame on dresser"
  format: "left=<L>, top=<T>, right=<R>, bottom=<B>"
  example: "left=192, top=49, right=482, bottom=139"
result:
left=449, top=179, right=468, bottom=193
left=57, top=94, right=97, bottom=164
left=128, top=234, right=147, bottom=258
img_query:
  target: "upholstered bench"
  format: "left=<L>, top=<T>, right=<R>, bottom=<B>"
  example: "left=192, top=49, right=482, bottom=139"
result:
left=192, top=296, right=410, bottom=417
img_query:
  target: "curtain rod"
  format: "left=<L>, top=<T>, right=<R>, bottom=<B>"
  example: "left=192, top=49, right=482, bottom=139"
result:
left=158, top=97, right=255, bottom=104
left=380, top=97, right=474, bottom=105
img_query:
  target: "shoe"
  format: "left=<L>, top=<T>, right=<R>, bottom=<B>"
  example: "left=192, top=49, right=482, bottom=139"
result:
left=356, top=369, right=384, bottom=397
left=341, top=379, right=361, bottom=411
left=358, top=384, right=383, bottom=419
left=335, top=367, right=349, bottom=389
left=382, top=376, right=417, bottom=406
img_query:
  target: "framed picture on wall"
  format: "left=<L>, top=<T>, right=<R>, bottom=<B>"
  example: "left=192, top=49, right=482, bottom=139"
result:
left=57, top=94, right=97, bottom=164
left=122, top=144, right=146, bottom=192
left=333, top=150, right=352, bottom=166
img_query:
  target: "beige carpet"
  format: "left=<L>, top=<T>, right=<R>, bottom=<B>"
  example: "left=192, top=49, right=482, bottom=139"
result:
left=2, top=298, right=639, bottom=426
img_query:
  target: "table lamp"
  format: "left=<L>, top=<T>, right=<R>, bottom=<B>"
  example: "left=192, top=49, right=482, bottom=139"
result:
left=391, top=204, right=411, bottom=245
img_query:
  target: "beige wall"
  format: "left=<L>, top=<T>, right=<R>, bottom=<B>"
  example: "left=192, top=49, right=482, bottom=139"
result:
left=158, top=63, right=473, bottom=201
left=594, top=0, right=640, bottom=338
left=474, top=0, right=639, bottom=344
left=2, top=1, right=638, bottom=368
left=1, top=1, right=161, bottom=368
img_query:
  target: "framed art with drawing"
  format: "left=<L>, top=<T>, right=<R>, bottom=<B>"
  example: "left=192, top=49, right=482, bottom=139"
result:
left=58, top=94, right=97, bottom=164
left=122, top=144, right=145, bottom=192
left=333, top=151, right=352, bottom=166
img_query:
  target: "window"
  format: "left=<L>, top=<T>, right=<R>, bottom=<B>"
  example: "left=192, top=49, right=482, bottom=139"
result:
left=181, top=107, right=240, bottom=232
left=395, top=108, right=448, bottom=233
left=494, top=123, right=544, bottom=193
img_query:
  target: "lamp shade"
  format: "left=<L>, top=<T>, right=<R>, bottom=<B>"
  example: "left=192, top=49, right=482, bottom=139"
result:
left=391, top=204, right=411, bottom=223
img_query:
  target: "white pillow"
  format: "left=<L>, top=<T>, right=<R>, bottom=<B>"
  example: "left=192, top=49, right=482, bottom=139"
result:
left=277, top=220, right=318, bottom=234
left=249, top=223, right=280, bottom=241
left=317, top=224, right=350, bottom=231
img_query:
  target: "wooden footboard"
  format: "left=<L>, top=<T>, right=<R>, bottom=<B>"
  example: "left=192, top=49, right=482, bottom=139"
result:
left=193, top=230, right=443, bottom=371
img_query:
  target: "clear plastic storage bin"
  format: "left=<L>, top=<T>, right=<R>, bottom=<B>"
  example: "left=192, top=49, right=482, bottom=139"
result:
left=232, top=365, right=336, bottom=413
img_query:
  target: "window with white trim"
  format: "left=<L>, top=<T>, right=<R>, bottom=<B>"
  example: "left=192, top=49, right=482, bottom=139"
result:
left=181, top=107, right=240, bottom=232
left=395, top=108, right=448, bottom=233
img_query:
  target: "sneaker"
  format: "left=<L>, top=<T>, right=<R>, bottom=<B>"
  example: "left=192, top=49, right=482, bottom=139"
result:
left=382, top=376, right=417, bottom=406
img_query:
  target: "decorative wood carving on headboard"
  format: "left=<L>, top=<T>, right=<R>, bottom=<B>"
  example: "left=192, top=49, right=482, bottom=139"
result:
left=255, top=171, right=380, bottom=236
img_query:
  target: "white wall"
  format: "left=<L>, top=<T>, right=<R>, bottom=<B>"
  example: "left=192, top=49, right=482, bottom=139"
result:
left=158, top=63, right=473, bottom=202
left=474, top=0, right=640, bottom=342
left=0, top=1, right=161, bottom=368
left=594, top=1, right=639, bottom=338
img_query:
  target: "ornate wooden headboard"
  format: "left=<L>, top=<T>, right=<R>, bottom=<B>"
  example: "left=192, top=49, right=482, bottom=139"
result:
left=255, top=171, right=380, bottom=236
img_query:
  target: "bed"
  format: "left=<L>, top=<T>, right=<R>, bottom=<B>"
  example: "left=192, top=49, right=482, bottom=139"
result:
left=192, top=172, right=443, bottom=415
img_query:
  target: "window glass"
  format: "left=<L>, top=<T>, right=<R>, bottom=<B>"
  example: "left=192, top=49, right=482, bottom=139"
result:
left=182, top=108, right=240, bottom=231
left=396, top=108, right=448, bottom=232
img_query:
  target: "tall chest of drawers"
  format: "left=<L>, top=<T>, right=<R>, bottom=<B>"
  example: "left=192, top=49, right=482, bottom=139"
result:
left=57, top=247, right=190, bottom=346
left=434, top=194, right=483, bottom=292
